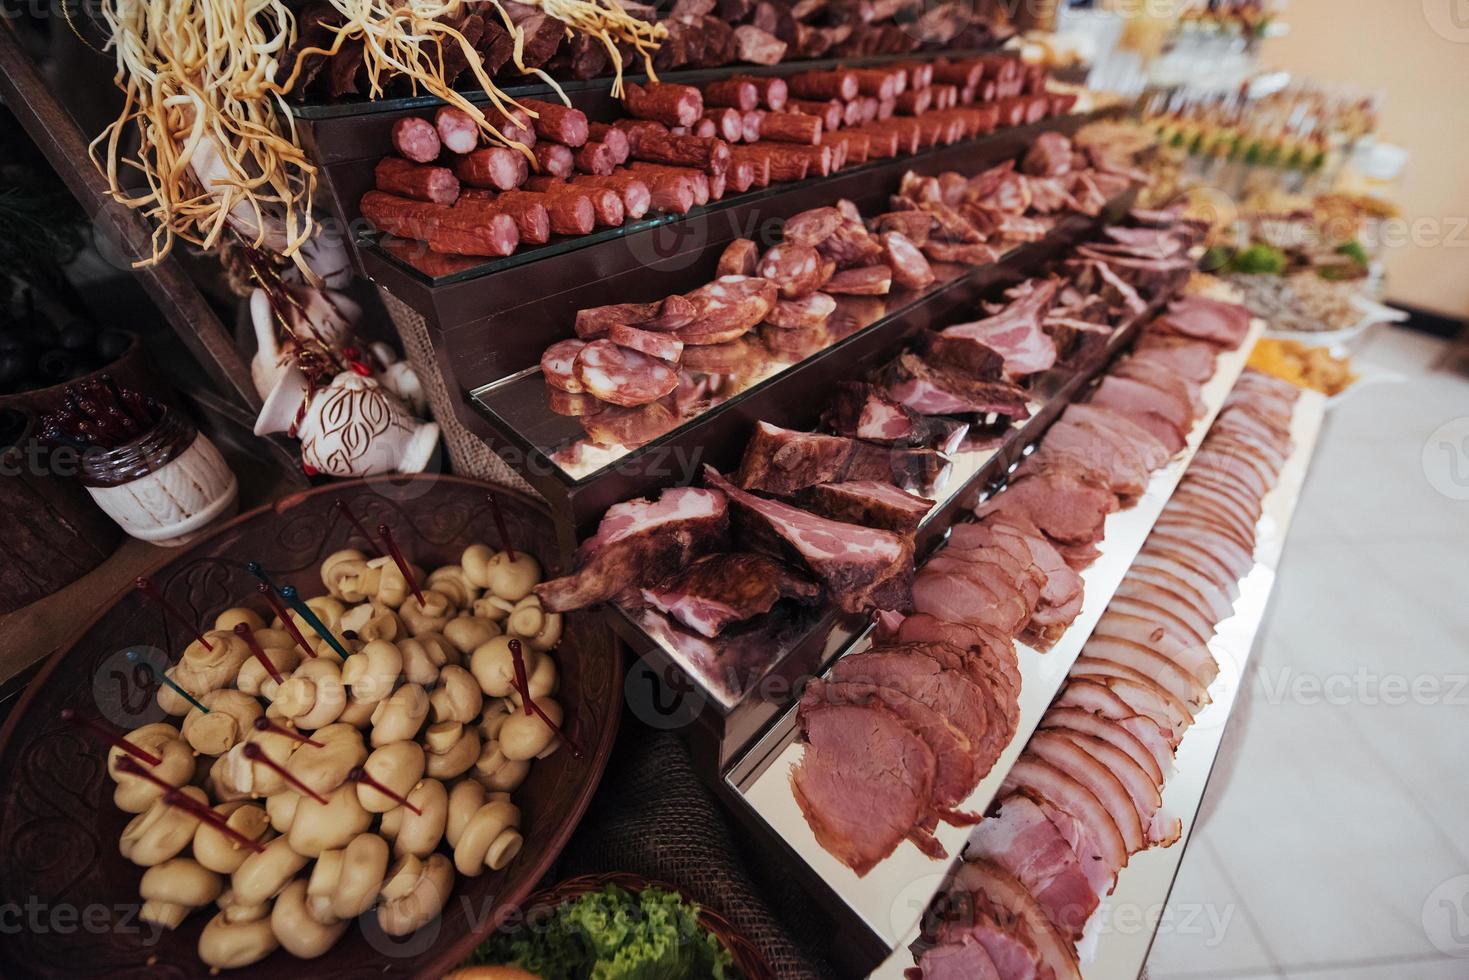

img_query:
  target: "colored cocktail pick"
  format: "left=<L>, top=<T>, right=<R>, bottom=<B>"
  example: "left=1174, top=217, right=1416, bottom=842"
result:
left=333, top=499, right=382, bottom=555
left=114, top=757, right=265, bottom=854
left=60, top=708, right=161, bottom=765
left=507, top=639, right=583, bottom=760
left=256, top=583, right=317, bottom=659
left=251, top=716, right=323, bottom=748
left=241, top=743, right=327, bottom=804
left=135, top=577, right=212, bottom=651
left=487, top=492, right=516, bottom=561
left=126, top=650, right=208, bottom=713
left=278, top=585, right=350, bottom=660
left=376, top=523, right=425, bottom=607
left=347, top=766, right=423, bottom=815
left=233, top=624, right=284, bottom=684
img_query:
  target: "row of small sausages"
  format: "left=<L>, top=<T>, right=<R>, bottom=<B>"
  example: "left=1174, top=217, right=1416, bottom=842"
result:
left=359, top=58, right=1070, bottom=260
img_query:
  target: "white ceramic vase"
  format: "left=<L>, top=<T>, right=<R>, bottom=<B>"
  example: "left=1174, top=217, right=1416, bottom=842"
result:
left=256, top=367, right=439, bottom=477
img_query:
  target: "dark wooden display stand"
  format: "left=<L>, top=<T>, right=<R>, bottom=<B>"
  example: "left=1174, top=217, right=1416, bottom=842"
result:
left=0, top=23, right=305, bottom=482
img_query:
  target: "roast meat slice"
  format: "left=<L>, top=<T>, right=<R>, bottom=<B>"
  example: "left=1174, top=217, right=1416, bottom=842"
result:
left=640, top=551, right=819, bottom=637
left=792, top=691, right=942, bottom=875
left=536, top=486, right=729, bottom=611
left=968, top=793, right=1099, bottom=940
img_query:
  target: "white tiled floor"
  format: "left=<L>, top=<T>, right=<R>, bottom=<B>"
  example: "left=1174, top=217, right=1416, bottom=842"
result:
left=1145, top=327, right=1469, bottom=980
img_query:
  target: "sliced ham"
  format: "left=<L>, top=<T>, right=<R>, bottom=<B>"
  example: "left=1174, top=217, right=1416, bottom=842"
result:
left=1088, top=375, right=1191, bottom=454
left=954, top=859, right=1084, bottom=980
left=1040, top=706, right=1164, bottom=787
left=975, top=471, right=1115, bottom=546
left=914, top=937, right=1002, bottom=980
left=1095, top=609, right=1218, bottom=686
left=1072, top=673, right=1190, bottom=745
left=1061, top=402, right=1171, bottom=469
left=792, top=695, right=942, bottom=875
left=1050, top=729, right=1180, bottom=847
left=831, top=649, right=991, bottom=756
left=1023, top=731, right=1145, bottom=853
left=999, top=757, right=1128, bottom=874
left=968, top=794, right=1100, bottom=940
left=1086, top=633, right=1214, bottom=707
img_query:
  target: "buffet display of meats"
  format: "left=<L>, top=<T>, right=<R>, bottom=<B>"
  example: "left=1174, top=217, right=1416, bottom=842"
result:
left=532, top=129, right=1151, bottom=463
left=289, top=0, right=1022, bottom=101
left=361, top=61, right=1081, bottom=263
left=912, top=369, right=1299, bottom=978
left=788, top=210, right=1249, bottom=876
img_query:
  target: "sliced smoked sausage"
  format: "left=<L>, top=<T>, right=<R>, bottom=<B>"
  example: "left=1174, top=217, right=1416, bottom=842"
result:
left=573, top=339, right=680, bottom=407
left=541, top=338, right=588, bottom=393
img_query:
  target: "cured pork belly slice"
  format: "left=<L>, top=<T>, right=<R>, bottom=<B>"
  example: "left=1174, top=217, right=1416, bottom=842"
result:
left=1152, top=511, right=1255, bottom=557
left=536, top=487, right=729, bottom=611
left=913, top=565, right=1031, bottom=637
left=792, top=697, right=943, bottom=875
left=640, top=552, right=819, bottom=637
left=1096, top=610, right=1218, bottom=686
left=1130, top=552, right=1236, bottom=623
left=704, top=466, right=913, bottom=614
left=1040, top=706, right=1164, bottom=787
left=1084, top=636, right=1213, bottom=710
left=968, top=794, right=1100, bottom=940
left=1076, top=652, right=1201, bottom=720
left=1051, top=730, right=1180, bottom=847
left=1053, top=682, right=1178, bottom=775
left=1188, top=447, right=1275, bottom=502
left=818, top=680, right=980, bottom=826
left=734, top=421, right=947, bottom=496
left=1115, top=576, right=1220, bottom=649
left=1024, top=731, right=1145, bottom=853
left=1073, top=673, right=1190, bottom=745
left=831, top=650, right=991, bottom=754
left=1141, top=535, right=1248, bottom=594
left=802, top=480, right=934, bottom=534
left=1167, top=487, right=1261, bottom=545
left=1000, top=757, right=1128, bottom=875
left=914, top=937, right=1002, bottom=980
left=1177, top=469, right=1269, bottom=526
left=937, top=896, right=1044, bottom=980
left=975, top=471, right=1115, bottom=546
left=954, top=858, right=1085, bottom=980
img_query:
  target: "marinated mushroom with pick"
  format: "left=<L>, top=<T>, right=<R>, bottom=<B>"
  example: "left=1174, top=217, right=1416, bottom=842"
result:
left=91, top=533, right=574, bottom=970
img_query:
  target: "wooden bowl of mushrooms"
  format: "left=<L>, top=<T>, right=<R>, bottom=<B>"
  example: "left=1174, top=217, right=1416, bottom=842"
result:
left=0, top=476, right=622, bottom=978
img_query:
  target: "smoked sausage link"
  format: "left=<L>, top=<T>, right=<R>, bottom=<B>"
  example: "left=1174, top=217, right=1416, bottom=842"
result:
left=391, top=117, right=441, bottom=163
left=375, top=157, right=460, bottom=204
left=622, top=82, right=704, bottom=128
left=520, top=98, right=590, bottom=147
left=453, top=147, right=527, bottom=191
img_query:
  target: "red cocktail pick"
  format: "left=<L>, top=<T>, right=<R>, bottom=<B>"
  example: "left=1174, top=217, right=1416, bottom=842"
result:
left=135, top=577, right=212, bottom=651
left=61, top=709, right=161, bottom=766
left=333, top=499, right=381, bottom=555
left=487, top=492, right=516, bottom=562
left=252, top=715, right=323, bottom=748
left=507, top=639, right=583, bottom=760
left=234, top=623, right=285, bottom=684
left=241, top=742, right=328, bottom=804
left=347, top=766, right=423, bottom=815
left=256, top=583, right=317, bottom=659
left=376, top=524, right=425, bottom=607
left=114, top=756, right=266, bottom=854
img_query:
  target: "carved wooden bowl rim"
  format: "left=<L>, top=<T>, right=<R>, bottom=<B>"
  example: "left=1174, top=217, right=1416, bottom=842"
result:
left=0, top=474, right=622, bottom=979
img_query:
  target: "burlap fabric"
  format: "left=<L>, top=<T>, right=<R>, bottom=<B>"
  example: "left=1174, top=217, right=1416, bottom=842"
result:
left=555, top=718, right=838, bottom=979
left=378, top=286, right=537, bottom=496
